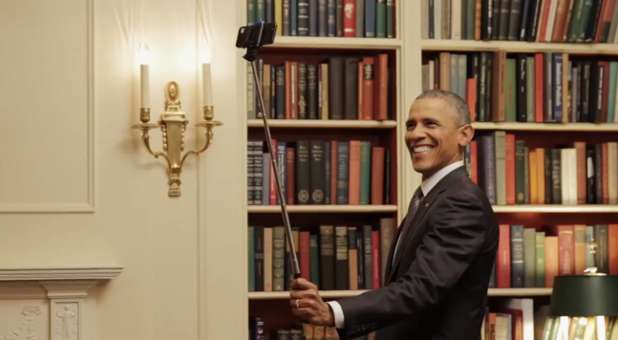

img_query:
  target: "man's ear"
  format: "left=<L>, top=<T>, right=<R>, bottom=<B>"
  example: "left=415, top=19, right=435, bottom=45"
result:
left=458, top=124, right=475, bottom=147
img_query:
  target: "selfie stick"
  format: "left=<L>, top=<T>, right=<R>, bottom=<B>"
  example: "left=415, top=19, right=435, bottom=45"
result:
left=239, top=23, right=301, bottom=279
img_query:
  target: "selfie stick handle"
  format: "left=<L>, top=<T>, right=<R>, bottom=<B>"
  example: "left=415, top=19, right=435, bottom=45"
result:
left=248, top=58, right=301, bottom=279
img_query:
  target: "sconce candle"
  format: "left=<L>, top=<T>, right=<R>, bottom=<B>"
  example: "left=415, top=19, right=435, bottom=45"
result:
left=202, top=63, right=212, bottom=107
left=140, top=64, right=150, bottom=109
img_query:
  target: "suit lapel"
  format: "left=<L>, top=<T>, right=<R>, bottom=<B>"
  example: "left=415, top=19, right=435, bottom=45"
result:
left=386, top=167, right=467, bottom=282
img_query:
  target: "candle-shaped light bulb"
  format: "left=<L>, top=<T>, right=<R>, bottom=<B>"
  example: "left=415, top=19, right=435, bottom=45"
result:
left=140, top=64, right=150, bottom=109
left=202, top=63, right=212, bottom=107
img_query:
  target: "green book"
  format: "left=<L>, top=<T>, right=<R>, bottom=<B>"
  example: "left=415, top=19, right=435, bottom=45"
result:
left=511, top=225, right=525, bottom=287
left=526, top=56, right=535, bottom=122
left=567, top=0, right=585, bottom=41
left=504, top=58, right=517, bottom=122
left=608, top=62, right=618, bottom=122
left=576, top=0, right=595, bottom=41
left=360, top=141, right=371, bottom=204
left=386, top=0, right=394, bottom=38
left=585, top=225, right=596, bottom=268
left=248, top=226, right=255, bottom=291
left=495, top=131, right=506, bottom=205
left=376, top=0, right=386, bottom=38
left=535, top=231, right=546, bottom=287
left=310, top=234, right=320, bottom=285
left=595, top=224, right=609, bottom=273
left=523, top=228, right=536, bottom=287
left=247, top=0, right=256, bottom=23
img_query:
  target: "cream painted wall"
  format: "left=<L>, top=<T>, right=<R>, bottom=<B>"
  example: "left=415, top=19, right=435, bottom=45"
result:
left=0, top=0, right=246, bottom=339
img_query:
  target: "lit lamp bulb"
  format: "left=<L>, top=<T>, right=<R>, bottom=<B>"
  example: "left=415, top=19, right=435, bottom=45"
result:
left=202, top=62, right=213, bottom=120
left=138, top=43, right=152, bottom=122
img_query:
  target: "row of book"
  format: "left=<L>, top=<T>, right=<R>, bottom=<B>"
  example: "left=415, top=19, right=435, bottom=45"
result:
left=423, top=51, right=618, bottom=123
left=247, top=54, right=391, bottom=121
left=421, top=0, right=618, bottom=43
left=251, top=318, right=372, bottom=340
left=490, top=224, right=618, bottom=289
left=247, top=139, right=391, bottom=206
left=247, top=0, right=396, bottom=38
left=248, top=219, right=395, bottom=292
left=466, top=132, right=618, bottom=205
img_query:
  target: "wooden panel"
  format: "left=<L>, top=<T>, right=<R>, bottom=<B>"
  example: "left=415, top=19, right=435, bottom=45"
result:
left=0, top=0, right=93, bottom=212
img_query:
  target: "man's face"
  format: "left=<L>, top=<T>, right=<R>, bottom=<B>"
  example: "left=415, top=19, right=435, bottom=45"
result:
left=405, top=97, right=472, bottom=180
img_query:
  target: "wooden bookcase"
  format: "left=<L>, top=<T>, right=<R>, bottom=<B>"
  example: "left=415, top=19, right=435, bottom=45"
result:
left=243, top=1, right=618, bottom=339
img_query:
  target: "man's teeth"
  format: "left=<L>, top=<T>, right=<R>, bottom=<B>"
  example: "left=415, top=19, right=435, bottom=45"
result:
left=413, top=146, right=433, bottom=153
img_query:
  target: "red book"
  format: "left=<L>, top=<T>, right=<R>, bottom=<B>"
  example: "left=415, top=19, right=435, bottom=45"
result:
left=470, top=141, right=478, bottom=184
left=551, top=0, right=571, bottom=42
left=497, top=224, right=511, bottom=288
left=343, top=0, right=356, bottom=37
left=467, top=76, right=478, bottom=122
left=609, top=224, right=618, bottom=275
left=286, top=146, right=296, bottom=204
left=371, top=147, right=385, bottom=205
left=595, top=0, right=617, bottom=42
left=330, top=140, right=338, bottom=205
left=300, top=231, right=311, bottom=280
left=505, top=134, right=516, bottom=205
left=361, top=57, right=375, bottom=120
left=269, top=139, right=278, bottom=205
left=371, top=230, right=381, bottom=288
left=348, top=140, right=361, bottom=205
left=537, top=0, right=553, bottom=42
left=375, top=54, right=389, bottom=121
left=574, top=141, right=587, bottom=204
left=557, top=225, right=575, bottom=275
left=534, top=54, right=545, bottom=122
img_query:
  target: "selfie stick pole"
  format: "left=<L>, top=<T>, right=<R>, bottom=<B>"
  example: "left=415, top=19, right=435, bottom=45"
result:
left=242, top=26, right=301, bottom=279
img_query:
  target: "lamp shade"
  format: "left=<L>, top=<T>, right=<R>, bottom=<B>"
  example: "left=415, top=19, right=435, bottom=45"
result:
left=549, top=275, right=618, bottom=316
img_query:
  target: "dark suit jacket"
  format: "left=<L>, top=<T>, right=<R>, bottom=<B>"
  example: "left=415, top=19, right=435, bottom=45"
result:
left=337, top=166, right=498, bottom=340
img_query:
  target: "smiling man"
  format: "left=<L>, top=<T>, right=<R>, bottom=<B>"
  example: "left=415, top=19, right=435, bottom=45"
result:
left=290, top=90, right=499, bottom=340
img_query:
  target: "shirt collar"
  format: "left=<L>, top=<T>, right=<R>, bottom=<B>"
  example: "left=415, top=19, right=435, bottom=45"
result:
left=420, top=160, right=465, bottom=197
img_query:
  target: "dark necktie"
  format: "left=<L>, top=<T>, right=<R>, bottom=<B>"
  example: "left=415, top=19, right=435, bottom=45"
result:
left=392, top=187, right=424, bottom=263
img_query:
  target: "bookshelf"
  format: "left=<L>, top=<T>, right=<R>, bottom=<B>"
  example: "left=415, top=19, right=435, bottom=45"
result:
left=418, top=1, right=618, bottom=338
left=244, top=1, right=415, bottom=338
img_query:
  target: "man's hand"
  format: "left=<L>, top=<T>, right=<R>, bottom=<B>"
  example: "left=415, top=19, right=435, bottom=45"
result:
left=290, top=277, right=335, bottom=327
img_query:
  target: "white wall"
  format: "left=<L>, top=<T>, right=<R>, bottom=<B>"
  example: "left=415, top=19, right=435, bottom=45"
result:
left=0, top=0, right=247, bottom=339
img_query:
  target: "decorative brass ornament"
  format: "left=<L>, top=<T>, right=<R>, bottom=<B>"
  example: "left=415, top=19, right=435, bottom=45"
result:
left=133, top=81, right=222, bottom=197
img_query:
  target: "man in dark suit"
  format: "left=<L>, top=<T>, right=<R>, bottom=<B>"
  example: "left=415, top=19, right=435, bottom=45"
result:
left=290, top=89, right=499, bottom=339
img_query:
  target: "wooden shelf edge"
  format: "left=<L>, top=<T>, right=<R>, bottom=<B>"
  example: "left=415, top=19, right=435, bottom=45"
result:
left=248, top=205, right=399, bottom=214
left=421, top=40, right=618, bottom=54
left=247, top=119, right=398, bottom=129
left=472, top=122, right=618, bottom=132
left=271, top=36, right=401, bottom=49
left=492, top=205, right=618, bottom=213
left=248, top=288, right=552, bottom=300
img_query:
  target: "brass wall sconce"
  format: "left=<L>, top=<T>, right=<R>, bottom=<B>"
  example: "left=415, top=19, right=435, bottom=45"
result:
left=133, top=63, right=222, bottom=197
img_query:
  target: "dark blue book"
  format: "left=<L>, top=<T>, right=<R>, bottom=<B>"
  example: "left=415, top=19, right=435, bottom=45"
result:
left=327, top=0, right=336, bottom=36
left=478, top=133, right=496, bottom=204
left=510, top=225, right=525, bottom=288
left=336, top=0, right=344, bottom=36
left=364, top=0, right=376, bottom=37
left=553, top=53, right=563, bottom=123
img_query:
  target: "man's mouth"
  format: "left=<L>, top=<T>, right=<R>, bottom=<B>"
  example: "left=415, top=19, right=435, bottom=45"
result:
left=411, top=145, right=434, bottom=154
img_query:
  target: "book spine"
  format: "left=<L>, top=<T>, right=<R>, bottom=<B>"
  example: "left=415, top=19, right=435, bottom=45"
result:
left=298, top=63, right=308, bottom=119
left=497, top=224, right=511, bottom=288
left=248, top=226, right=256, bottom=291
left=343, top=0, right=357, bottom=36
left=286, top=146, right=296, bottom=204
left=523, top=228, right=537, bottom=287
left=348, top=140, right=361, bottom=205
left=371, top=230, right=381, bottom=288
left=310, top=234, right=320, bottom=283
left=335, top=226, right=349, bottom=290
left=348, top=227, right=359, bottom=289
left=510, top=225, right=525, bottom=287
left=328, top=57, right=344, bottom=119
left=309, top=0, right=319, bottom=35
left=371, top=146, right=385, bottom=204
left=363, top=225, right=373, bottom=288
left=376, top=0, right=386, bottom=37
left=365, top=0, right=376, bottom=37
left=310, top=140, right=326, bottom=204
left=344, top=58, right=359, bottom=120
left=319, top=225, right=335, bottom=290
left=296, top=140, right=311, bottom=204
left=535, top=231, right=546, bottom=287
left=336, top=142, right=350, bottom=204
left=255, top=227, right=264, bottom=291
left=359, top=141, right=371, bottom=204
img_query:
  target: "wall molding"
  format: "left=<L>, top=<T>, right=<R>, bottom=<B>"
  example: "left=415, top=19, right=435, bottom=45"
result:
left=0, top=0, right=95, bottom=214
left=0, top=267, right=122, bottom=281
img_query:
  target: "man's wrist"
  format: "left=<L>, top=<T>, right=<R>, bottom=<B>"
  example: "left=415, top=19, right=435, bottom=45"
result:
left=326, top=301, right=345, bottom=328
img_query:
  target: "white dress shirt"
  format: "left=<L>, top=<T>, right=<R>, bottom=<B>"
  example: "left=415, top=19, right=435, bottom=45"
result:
left=326, top=160, right=465, bottom=329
